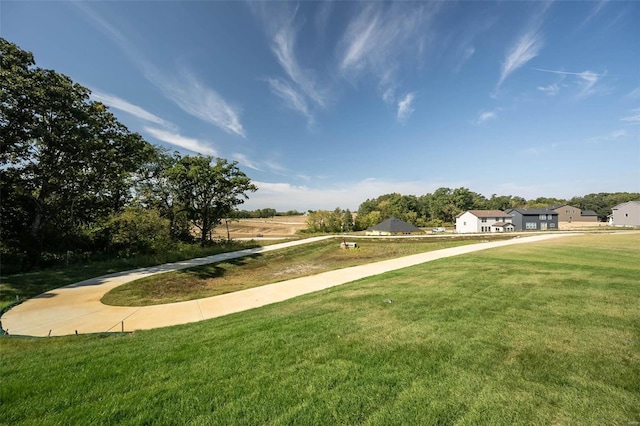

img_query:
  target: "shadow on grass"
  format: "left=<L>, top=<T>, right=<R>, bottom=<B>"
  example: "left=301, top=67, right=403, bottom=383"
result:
left=176, top=255, right=259, bottom=280
left=0, top=242, right=263, bottom=305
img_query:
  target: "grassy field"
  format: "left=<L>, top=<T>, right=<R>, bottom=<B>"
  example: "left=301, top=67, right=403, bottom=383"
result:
left=102, top=236, right=508, bottom=306
left=1, top=233, right=638, bottom=424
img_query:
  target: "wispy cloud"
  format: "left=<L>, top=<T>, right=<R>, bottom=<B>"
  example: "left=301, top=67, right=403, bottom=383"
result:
left=266, top=78, right=312, bottom=122
left=473, top=110, right=497, bottom=125
left=397, top=93, right=416, bottom=124
left=498, top=30, right=544, bottom=88
left=537, top=82, right=560, bottom=96
left=339, top=5, right=383, bottom=73
left=338, top=2, right=442, bottom=100
left=144, top=127, right=218, bottom=156
left=496, top=3, right=551, bottom=90
left=271, top=24, right=325, bottom=108
left=454, top=47, right=476, bottom=73
left=149, top=71, right=246, bottom=138
left=627, top=87, right=640, bottom=99
left=253, top=3, right=326, bottom=122
left=445, top=15, right=496, bottom=74
left=590, top=129, right=627, bottom=143
left=621, top=108, right=640, bottom=122
left=71, top=2, right=140, bottom=64
left=91, top=90, right=173, bottom=128
left=533, top=68, right=610, bottom=98
left=91, top=89, right=221, bottom=157
left=75, top=3, right=246, bottom=138
left=579, top=0, right=610, bottom=29
left=576, top=71, right=604, bottom=98
left=232, top=153, right=262, bottom=171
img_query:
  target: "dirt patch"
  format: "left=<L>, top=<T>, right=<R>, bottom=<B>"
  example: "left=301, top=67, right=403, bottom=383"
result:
left=558, top=221, right=609, bottom=230
left=213, top=216, right=308, bottom=238
left=272, top=263, right=324, bottom=277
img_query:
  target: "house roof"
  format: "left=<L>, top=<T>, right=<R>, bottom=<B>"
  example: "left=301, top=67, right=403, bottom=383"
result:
left=492, top=222, right=514, bottom=227
left=458, top=210, right=512, bottom=218
left=547, top=204, right=568, bottom=210
left=548, top=204, right=579, bottom=211
left=580, top=210, right=598, bottom=216
left=506, top=208, right=558, bottom=215
left=371, top=217, right=422, bottom=233
left=611, top=200, right=640, bottom=210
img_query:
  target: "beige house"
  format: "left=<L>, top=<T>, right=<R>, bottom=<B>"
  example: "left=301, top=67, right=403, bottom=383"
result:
left=549, top=204, right=597, bottom=223
left=608, top=201, right=640, bottom=227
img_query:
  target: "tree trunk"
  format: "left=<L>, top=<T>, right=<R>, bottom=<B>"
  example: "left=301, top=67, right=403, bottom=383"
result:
left=27, top=205, right=44, bottom=268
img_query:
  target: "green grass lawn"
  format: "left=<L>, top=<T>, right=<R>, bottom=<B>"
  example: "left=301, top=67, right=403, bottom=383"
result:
left=102, top=236, right=506, bottom=306
left=1, top=233, right=638, bottom=425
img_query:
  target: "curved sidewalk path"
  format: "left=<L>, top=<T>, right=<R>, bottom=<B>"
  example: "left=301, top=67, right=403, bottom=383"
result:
left=2, top=233, right=572, bottom=337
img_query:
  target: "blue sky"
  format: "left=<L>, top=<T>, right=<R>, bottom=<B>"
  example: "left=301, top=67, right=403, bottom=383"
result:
left=3, top=1, right=639, bottom=211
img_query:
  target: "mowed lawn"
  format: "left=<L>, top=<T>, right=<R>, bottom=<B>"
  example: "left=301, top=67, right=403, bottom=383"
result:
left=1, top=233, right=638, bottom=425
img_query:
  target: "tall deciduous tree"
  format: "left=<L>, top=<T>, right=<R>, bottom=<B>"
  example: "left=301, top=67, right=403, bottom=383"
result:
left=0, top=38, right=152, bottom=265
left=134, top=148, right=193, bottom=242
left=167, top=155, right=257, bottom=246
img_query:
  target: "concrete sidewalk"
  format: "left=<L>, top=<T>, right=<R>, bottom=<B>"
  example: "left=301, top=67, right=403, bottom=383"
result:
left=2, top=233, right=573, bottom=337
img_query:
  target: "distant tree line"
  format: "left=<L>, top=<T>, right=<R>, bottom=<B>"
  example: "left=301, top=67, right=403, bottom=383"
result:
left=304, top=209, right=354, bottom=233
left=354, top=190, right=639, bottom=229
left=304, top=190, right=639, bottom=233
left=1, top=38, right=256, bottom=271
left=230, top=209, right=302, bottom=219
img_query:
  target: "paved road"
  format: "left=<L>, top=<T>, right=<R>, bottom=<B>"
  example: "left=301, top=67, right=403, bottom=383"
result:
left=2, top=233, right=573, bottom=337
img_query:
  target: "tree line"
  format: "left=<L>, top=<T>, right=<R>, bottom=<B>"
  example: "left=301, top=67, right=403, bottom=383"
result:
left=1, top=38, right=256, bottom=271
left=230, top=209, right=302, bottom=219
left=304, top=190, right=639, bottom=233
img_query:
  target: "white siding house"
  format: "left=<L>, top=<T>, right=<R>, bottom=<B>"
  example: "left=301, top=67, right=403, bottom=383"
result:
left=609, top=201, right=640, bottom=227
left=455, top=210, right=514, bottom=234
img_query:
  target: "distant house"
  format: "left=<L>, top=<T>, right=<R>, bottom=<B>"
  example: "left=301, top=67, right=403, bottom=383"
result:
left=549, top=204, right=598, bottom=223
left=506, top=208, right=558, bottom=231
left=608, top=201, right=640, bottom=227
left=455, top=210, right=514, bottom=233
left=366, top=217, right=423, bottom=236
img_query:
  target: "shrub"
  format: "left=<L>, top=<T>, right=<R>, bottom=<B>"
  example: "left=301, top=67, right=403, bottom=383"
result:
left=106, top=207, right=172, bottom=257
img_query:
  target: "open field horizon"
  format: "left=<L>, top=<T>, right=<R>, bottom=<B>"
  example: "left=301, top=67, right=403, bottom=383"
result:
left=212, top=215, right=621, bottom=240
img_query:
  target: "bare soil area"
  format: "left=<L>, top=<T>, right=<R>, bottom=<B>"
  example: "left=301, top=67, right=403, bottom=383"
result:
left=558, top=221, right=610, bottom=230
left=212, top=215, right=308, bottom=239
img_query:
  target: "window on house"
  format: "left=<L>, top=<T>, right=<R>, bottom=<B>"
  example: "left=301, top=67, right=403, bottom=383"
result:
left=526, top=222, right=537, bottom=230
left=550, top=223, right=556, bottom=228
left=481, top=218, right=487, bottom=223
left=539, top=214, right=546, bottom=220
left=548, top=215, right=553, bottom=220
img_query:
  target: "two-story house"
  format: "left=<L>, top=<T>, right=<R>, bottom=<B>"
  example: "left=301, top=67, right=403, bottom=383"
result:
left=455, top=210, right=515, bottom=233
left=608, top=201, right=640, bottom=227
left=505, top=208, right=559, bottom=231
left=549, top=204, right=598, bottom=223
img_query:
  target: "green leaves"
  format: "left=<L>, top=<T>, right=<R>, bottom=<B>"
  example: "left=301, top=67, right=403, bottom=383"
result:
left=1, top=38, right=152, bottom=266
left=166, top=155, right=257, bottom=245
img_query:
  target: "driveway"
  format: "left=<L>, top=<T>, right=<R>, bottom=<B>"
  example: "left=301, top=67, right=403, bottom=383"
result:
left=2, top=233, right=573, bottom=337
